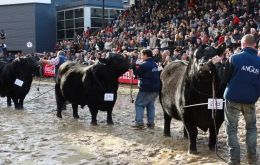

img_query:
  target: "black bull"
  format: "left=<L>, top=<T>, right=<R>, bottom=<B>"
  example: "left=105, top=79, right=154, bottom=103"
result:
left=160, top=43, right=227, bottom=154
left=0, top=57, right=40, bottom=109
left=55, top=54, right=130, bottom=125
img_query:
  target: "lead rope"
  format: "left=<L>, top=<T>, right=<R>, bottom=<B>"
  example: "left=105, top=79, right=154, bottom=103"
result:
left=37, top=65, right=42, bottom=91
left=129, top=57, right=134, bottom=103
left=212, top=74, right=227, bottom=163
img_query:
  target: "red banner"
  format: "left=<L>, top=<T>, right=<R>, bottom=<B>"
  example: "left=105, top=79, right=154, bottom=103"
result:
left=42, top=64, right=138, bottom=85
left=43, top=64, right=55, bottom=77
left=118, top=70, right=138, bottom=85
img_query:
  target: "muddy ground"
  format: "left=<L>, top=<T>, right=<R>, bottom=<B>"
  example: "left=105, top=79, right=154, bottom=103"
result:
left=0, top=81, right=259, bottom=165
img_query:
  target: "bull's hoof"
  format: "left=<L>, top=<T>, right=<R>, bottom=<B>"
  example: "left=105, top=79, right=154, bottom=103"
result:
left=107, top=121, right=114, bottom=125
left=15, top=106, right=23, bottom=110
left=209, top=145, right=216, bottom=151
left=7, top=104, right=12, bottom=107
left=91, top=121, right=98, bottom=125
left=56, top=113, right=62, bottom=118
left=73, top=115, right=80, bottom=119
left=188, top=150, right=198, bottom=155
left=164, top=133, right=171, bottom=137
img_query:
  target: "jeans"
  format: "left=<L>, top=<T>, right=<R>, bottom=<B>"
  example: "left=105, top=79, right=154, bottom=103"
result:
left=225, top=100, right=257, bottom=163
left=135, top=91, right=158, bottom=125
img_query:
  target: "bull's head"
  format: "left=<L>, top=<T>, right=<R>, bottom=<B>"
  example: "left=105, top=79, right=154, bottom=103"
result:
left=14, top=57, right=41, bottom=76
left=191, top=43, right=226, bottom=79
left=98, top=53, right=130, bottom=77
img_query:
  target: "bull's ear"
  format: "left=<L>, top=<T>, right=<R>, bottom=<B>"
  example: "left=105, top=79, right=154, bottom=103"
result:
left=98, top=58, right=108, bottom=64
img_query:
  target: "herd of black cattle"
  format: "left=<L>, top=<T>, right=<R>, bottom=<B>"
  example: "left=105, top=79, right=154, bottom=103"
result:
left=0, top=45, right=227, bottom=154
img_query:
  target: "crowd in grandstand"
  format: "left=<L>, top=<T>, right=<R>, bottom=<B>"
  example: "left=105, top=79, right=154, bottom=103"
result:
left=1, top=0, right=260, bottom=67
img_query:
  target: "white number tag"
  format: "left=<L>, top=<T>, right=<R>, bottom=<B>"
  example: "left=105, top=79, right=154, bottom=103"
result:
left=104, top=93, right=114, bottom=101
left=14, top=79, right=24, bottom=87
left=208, top=99, right=224, bottom=110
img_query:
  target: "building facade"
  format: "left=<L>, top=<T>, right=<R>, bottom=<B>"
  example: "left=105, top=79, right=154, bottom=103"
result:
left=0, top=0, right=127, bottom=53
left=0, top=0, right=56, bottom=53
left=54, top=0, right=125, bottom=41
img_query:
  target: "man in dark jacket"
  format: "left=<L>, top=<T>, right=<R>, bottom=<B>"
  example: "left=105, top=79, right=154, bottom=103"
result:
left=131, top=49, right=160, bottom=129
left=223, top=34, right=260, bottom=165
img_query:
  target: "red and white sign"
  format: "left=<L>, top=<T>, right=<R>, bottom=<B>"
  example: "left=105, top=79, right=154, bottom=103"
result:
left=43, top=64, right=55, bottom=77
left=42, top=64, right=138, bottom=85
left=118, top=70, right=138, bottom=85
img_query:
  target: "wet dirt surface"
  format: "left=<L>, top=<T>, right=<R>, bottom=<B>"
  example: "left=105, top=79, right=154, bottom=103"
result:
left=0, top=82, right=259, bottom=165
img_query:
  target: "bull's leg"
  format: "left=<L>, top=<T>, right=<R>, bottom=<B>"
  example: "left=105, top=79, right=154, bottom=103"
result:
left=208, top=126, right=217, bottom=151
left=55, top=84, right=66, bottom=118
left=184, top=127, right=188, bottom=139
left=208, top=121, right=222, bottom=151
left=12, top=98, right=20, bottom=109
left=72, top=104, right=79, bottom=119
left=7, top=96, right=12, bottom=107
left=184, top=116, right=198, bottom=154
left=107, top=109, right=114, bottom=125
left=164, top=111, right=172, bottom=137
left=18, top=97, right=25, bottom=109
left=89, top=108, right=98, bottom=125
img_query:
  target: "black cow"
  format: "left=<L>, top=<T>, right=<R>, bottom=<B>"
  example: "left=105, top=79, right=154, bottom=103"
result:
left=55, top=53, right=130, bottom=125
left=0, top=57, right=39, bottom=109
left=160, top=43, right=226, bottom=154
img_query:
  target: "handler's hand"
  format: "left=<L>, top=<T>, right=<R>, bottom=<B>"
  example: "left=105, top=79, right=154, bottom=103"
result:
left=211, top=55, right=221, bottom=64
left=39, top=58, right=44, bottom=63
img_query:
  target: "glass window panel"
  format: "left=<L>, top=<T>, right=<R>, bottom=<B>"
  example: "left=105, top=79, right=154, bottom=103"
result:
left=75, top=18, right=84, bottom=28
left=104, top=9, right=109, bottom=18
left=91, top=8, right=109, bottom=18
left=65, top=20, right=74, bottom=29
left=91, top=18, right=109, bottom=27
left=57, top=30, right=65, bottom=39
left=91, top=18, right=103, bottom=27
left=57, top=11, right=64, bottom=20
left=74, top=8, right=84, bottom=18
left=75, top=28, right=84, bottom=35
left=109, top=9, right=120, bottom=18
left=66, top=29, right=74, bottom=38
left=91, top=8, right=102, bottom=18
left=65, top=10, right=74, bottom=19
left=57, top=21, right=65, bottom=30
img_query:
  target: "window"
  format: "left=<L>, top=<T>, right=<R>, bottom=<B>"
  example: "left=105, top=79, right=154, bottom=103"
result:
left=57, top=11, right=64, bottom=20
left=57, top=30, right=65, bottom=39
left=57, top=8, right=85, bottom=40
left=75, top=28, right=84, bottom=35
left=65, top=10, right=74, bottom=19
left=91, top=18, right=110, bottom=27
left=66, top=29, right=74, bottom=38
left=57, top=21, right=65, bottom=30
left=65, top=20, right=74, bottom=29
left=75, top=18, right=84, bottom=28
left=74, top=8, right=83, bottom=18
left=91, top=8, right=109, bottom=18
left=110, top=9, right=120, bottom=18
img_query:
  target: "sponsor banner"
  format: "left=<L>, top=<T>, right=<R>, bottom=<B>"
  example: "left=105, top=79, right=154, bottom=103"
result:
left=43, top=64, right=55, bottom=77
left=118, top=70, right=138, bottom=84
left=42, top=64, right=138, bottom=85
